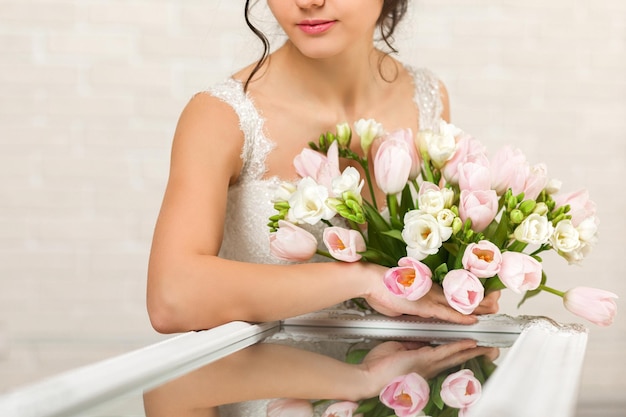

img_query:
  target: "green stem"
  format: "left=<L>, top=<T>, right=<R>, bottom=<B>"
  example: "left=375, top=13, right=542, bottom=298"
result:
left=539, top=284, right=565, bottom=298
left=360, top=158, right=378, bottom=211
left=530, top=244, right=550, bottom=257
left=387, top=193, right=399, bottom=221
left=422, top=161, right=436, bottom=184
left=315, top=249, right=333, bottom=259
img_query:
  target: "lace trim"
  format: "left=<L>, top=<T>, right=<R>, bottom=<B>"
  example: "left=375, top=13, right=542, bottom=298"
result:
left=406, top=66, right=444, bottom=132
left=206, top=78, right=275, bottom=182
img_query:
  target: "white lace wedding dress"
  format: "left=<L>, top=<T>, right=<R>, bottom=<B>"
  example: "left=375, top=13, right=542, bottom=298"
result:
left=205, top=66, right=444, bottom=417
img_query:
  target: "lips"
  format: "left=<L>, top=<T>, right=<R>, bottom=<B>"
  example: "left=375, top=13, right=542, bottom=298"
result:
left=297, top=19, right=336, bottom=35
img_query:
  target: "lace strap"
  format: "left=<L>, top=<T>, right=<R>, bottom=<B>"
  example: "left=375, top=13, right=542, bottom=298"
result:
left=206, top=78, right=272, bottom=181
left=407, top=67, right=444, bottom=132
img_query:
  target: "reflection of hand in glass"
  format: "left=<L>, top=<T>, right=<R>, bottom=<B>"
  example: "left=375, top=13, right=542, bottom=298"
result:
left=358, top=339, right=498, bottom=398
left=143, top=339, right=498, bottom=417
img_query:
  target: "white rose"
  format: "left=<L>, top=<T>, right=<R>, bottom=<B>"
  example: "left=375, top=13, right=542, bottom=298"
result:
left=332, top=166, right=364, bottom=198
left=402, top=211, right=444, bottom=260
left=513, top=213, right=554, bottom=245
left=287, top=177, right=336, bottom=225
left=550, top=219, right=581, bottom=253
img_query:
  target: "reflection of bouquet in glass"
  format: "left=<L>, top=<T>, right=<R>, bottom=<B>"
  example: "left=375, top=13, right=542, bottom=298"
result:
left=266, top=351, right=497, bottom=417
left=268, top=119, right=617, bottom=326
left=346, top=349, right=497, bottom=417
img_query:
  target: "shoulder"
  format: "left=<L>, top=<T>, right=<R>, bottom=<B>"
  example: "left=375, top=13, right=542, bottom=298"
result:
left=171, top=87, right=245, bottom=183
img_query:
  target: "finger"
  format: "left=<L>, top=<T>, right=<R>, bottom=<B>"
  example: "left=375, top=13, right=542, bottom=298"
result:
left=422, top=302, right=478, bottom=325
left=474, top=291, right=500, bottom=314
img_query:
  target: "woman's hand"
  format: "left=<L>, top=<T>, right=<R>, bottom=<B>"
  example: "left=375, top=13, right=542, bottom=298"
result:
left=362, top=263, right=501, bottom=324
left=359, top=339, right=499, bottom=398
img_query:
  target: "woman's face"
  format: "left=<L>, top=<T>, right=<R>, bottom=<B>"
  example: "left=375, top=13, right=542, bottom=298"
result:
left=267, top=0, right=384, bottom=59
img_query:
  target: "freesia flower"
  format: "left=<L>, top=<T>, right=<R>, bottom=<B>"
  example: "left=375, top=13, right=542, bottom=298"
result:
left=332, top=166, right=364, bottom=200
left=462, top=240, right=502, bottom=278
left=498, top=251, right=542, bottom=294
left=336, top=122, right=352, bottom=147
left=379, top=373, right=430, bottom=417
left=402, top=211, right=450, bottom=260
left=458, top=189, right=499, bottom=232
left=417, top=182, right=453, bottom=215
left=442, top=269, right=485, bottom=314
left=383, top=256, right=433, bottom=301
left=323, top=227, right=366, bottom=263
left=418, top=124, right=458, bottom=168
left=287, top=177, right=336, bottom=225
left=354, top=118, right=384, bottom=155
left=550, top=219, right=581, bottom=255
left=440, top=369, right=482, bottom=409
left=267, top=398, right=314, bottom=417
left=514, top=213, right=554, bottom=245
left=321, top=401, right=362, bottom=417
left=269, top=220, right=318, bottom=262
left=373, top=137, right=413, bottom=195
left=272, top=181, right=297, bottom=203
left=293, top=141, right=341, bottom=194
left=563, top=286, right=618, bottom=326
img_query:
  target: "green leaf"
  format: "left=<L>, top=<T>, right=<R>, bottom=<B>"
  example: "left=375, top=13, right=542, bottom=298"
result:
left=355, top=397, right=379, bottom=414
left=484, top=276, right=506, bottom=293
left=345, top=348, right=369, bottom=364
left=380, top=229, right=405, bottom=242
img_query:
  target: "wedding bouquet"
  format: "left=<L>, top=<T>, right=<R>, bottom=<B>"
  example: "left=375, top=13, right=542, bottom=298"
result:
left=267, top=119, right=617, bottom=326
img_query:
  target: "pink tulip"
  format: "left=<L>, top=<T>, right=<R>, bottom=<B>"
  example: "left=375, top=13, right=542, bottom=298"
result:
left=267, top=398, right=314, bottom=417
left=554, top=189, right=597, bottom=227
left=458, top=189, right=498, bottom=232
left=457, top=159, right=491, bottom=192
left=323, top=227, right=366, bottom=263
left=321, top=401, right=361, bottom=417
left=294, top=140, right=341, bottom=194
left=461, top=240, right=502, bottom=278
left=269, top=220, right=318, bottom=262
left=440, top=369, right=482, bottom=409
left=442, top=133, right=487, bottom=185
left=498, top=251, right=542, bottom=294
left=373, top=137, right=412, bottom=194
left=523, top=163, right=549, bottom=200
left=379, top=373, right=430, bottom=417
left=490, top=146, right=528, bottom=196
left=563, top=286, right=618, bottom=326
left=386, top=128, right=421, bottom=180
left=383, top=257, right=433, bottom=301
left=442, top=269, right=485, bottom=314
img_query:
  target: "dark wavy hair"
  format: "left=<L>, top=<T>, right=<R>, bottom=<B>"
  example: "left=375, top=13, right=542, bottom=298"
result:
left=243, top=0, right=409, bottom=91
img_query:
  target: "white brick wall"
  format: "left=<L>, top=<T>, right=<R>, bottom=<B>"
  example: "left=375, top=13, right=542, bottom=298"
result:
left=0, top=0, right=624, bottom=413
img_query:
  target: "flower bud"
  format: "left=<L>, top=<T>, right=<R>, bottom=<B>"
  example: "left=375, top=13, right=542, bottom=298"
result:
left=510, top=209, right=524, bottom=224
left=452, top=217, right=463, bottom=234
left=519, top=199, right=536, bottom=215
left=336, top=122, right=351, bottom=147
left=533, top=202, right=549, bottom=216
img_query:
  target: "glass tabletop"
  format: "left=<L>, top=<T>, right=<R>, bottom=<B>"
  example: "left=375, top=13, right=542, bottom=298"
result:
left=0, top=313, right=588, bottom=417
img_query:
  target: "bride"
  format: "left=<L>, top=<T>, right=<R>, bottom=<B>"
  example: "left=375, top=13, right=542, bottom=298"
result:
left=145, top=0, right=500, bottom=415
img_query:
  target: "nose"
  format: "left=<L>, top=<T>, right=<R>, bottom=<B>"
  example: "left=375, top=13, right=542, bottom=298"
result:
left=295, top=0, right=325, bottom=8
